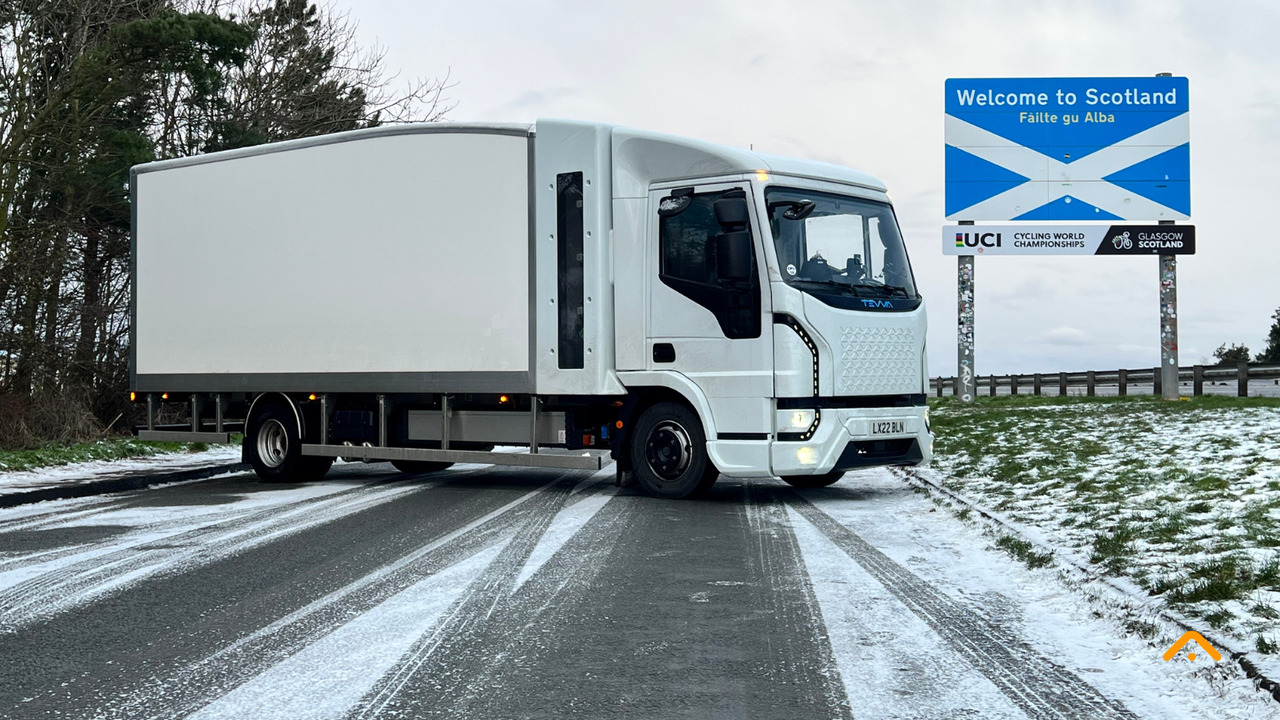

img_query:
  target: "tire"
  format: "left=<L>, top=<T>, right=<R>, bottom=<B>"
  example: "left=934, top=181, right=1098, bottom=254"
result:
left=247, top=404, right=310, bottom=483
left=781, top=471, right=844, bottom=489
left=390, top=460, right=453, bottom=474
left=298, top=456, right=334, bottom=481
left=628, top=401, right=718, bottom=499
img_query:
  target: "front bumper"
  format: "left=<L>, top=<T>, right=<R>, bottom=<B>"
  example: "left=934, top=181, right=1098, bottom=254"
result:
left=769, top=405, right=932, bottom=476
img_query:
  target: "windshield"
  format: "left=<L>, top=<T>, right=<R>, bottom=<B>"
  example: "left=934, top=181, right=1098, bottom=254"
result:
left=766, top=187, right=917, bottom=300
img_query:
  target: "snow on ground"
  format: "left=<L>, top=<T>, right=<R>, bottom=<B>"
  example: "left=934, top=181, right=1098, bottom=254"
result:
left=0, top=444, right=242, bottom=496
left=795, top=469, right=1279, bottom=718
left=0, top=471, right=438, bottom=630
left=186, top=542, right=505, bottom=720
left=929, top=397, right=1280, bottom=667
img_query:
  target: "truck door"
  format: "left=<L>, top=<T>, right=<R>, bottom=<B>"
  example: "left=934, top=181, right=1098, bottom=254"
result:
left=646, top=181, right=774, bottom=439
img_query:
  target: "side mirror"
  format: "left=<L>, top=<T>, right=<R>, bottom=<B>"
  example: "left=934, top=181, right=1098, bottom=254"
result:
left=658, top=187, right=694, bottom=218
left=714, top=196, right=750, bottom=228
left=766, top=199, right=816, bottom=221
left=716, top=231, right=753, bottom=281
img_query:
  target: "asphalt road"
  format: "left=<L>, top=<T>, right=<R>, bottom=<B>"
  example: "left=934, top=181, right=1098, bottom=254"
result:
left=0, top=462, right=1234, bottom=719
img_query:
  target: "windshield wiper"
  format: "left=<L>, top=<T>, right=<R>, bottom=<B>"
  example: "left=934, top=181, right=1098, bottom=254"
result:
left=849, top=283, right=911, bottom=298
left=788, top=279, right=864, bottom=297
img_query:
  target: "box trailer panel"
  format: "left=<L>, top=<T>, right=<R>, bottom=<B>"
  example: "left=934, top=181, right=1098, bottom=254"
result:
left=531, top=120, right=624, bottom=396
left=134, top=129, right=531, bottom=382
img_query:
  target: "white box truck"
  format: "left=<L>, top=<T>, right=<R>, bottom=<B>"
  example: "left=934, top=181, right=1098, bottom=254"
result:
left=130, top=119, right=932, bottom=498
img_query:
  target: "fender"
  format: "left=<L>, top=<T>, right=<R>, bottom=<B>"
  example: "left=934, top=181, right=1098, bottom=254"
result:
left=615, top=370, right=719, bottom=441
left=244, top=392, right=305, bottom=462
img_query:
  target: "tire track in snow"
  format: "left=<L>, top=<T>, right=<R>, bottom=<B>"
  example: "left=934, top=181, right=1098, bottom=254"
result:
left=0, top=495, right=123, bottom=534
left=785, top=491, right=1140, bottom=720
left=360, top=483, right=849, bottom=720
left=0, top=477, right=429, bottom=632
left=348, top=475, right=583, bottom=719
left=0, top=466, right=496, bottom=574
left=93, top=473, right=586, bottom=720
left=346, top=485, right=633, bottom=720
left=743, top=484, right=854, bottom=720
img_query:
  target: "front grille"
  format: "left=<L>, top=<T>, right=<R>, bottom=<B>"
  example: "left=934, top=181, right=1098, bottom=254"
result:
left=837, top=325, right=919, bottom=395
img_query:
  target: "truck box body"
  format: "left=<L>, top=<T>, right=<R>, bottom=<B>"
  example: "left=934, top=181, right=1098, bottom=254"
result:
left=134, top=126, right=534, bottom=391
left=131, top=119, right=933, bottom=496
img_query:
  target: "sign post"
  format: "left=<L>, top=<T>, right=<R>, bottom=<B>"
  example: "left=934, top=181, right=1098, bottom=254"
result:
left=944, top=75, right=1191, bottom=402
left=1160, top=242, right=1179, bottom=400
left=958, top=253, right=975, bottom=401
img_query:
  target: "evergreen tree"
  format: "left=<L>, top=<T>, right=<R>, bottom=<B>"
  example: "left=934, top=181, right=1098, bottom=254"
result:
left=0, top=0, right=452, bottom=445
left=1213, top=343, right=1252, bottom=365
left=1257, top=307, right=1280, bottom=363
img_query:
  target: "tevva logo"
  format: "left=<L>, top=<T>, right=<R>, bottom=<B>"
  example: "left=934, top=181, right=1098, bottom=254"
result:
left=861, top=299, right=894, bottom=309
left=956, top=232, right=1002, bottom=249
left=1163, top=632, right=1221, bottom=662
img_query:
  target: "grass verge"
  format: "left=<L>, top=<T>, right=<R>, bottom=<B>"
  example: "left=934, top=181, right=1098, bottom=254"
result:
left=0, top=435, right=239, bottom=474
left=929, top=394, right=1280, bottom=653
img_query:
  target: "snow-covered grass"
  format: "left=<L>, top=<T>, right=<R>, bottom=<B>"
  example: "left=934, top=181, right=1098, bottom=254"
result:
left=929, top=394, right=1280, bottom=656
left=0, top=435, right=238, bottom=473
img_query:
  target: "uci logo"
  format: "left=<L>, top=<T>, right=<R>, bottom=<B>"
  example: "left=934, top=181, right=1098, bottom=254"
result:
left=861, top=299, right=894, bottom=308
left=955, top=232, right=1002, bottom=249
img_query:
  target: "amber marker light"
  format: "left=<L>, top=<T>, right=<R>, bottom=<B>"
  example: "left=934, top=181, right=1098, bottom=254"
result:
left=129, top=391, right=136, bottom=402
left=755, top=170, right=770, bottom=183
left=499, top=395, right=510, bottom=404
left=161, top=393, right=169, bottom=400
left=615, top=420, right=624, bottom=429
left=308, top=393, right=318, bottom=401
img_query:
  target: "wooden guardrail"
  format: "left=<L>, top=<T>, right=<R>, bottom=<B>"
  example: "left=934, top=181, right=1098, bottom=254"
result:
left=931, top=363, right=1280, bottom=398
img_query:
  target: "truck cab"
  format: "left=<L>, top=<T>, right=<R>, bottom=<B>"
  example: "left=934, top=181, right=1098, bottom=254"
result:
left=607, top=126, right=932, bottom=493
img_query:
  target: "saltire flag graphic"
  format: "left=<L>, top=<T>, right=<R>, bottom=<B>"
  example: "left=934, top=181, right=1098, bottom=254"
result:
left=945, top=77, right=1189, bottom=221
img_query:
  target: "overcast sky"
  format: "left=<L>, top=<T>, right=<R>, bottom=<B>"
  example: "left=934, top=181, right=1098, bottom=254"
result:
left=344, top=0, right=1280, bottom=376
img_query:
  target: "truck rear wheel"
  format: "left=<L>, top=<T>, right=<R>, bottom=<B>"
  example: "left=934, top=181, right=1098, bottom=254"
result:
left=781, top=471, right=844, bottom=489
left=629, top=402, right=718, bottom=499
left=247, top=404, right=331, bottom=482
left=390, top=460, right=453, bottom=474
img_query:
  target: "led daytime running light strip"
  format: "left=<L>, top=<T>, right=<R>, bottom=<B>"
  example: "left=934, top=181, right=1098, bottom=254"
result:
left=775, top=314, right=821, bottom=440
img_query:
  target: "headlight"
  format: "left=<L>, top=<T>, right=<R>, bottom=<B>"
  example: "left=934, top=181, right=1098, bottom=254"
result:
left=777, top=409, right=816, bottom=432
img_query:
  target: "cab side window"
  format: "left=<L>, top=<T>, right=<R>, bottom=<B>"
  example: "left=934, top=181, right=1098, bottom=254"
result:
left=660, top=195, right=719, bottom=285
left=658, top=191, right=760, bottom=339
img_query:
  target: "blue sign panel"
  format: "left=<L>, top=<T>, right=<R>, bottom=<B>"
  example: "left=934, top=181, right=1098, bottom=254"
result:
left=945, top=77, right=1190, bottom=221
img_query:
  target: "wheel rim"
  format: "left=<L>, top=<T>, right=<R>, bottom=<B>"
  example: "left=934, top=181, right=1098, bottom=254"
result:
left=645, top=420, right=692, bottom=481
left=257, top=419, right=289, bottom=468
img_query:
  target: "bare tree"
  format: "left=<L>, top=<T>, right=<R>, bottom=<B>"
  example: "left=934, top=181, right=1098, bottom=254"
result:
left=0, top=0, right=452, bottom=445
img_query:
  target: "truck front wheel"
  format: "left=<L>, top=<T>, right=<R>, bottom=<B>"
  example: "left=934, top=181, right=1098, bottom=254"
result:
left=629, top=402, right=718, bottom=499
left=247, top=404, right=331, bottom=482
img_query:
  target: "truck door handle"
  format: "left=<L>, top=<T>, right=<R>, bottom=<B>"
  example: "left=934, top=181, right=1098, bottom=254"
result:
left=653, top=343, right=676, bottom=363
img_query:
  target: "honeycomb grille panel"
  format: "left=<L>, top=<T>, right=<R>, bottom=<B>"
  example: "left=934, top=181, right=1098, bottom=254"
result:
left=837, top=325, right=919, bottom=395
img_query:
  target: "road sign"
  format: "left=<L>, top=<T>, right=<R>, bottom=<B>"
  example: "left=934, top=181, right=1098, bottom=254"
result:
left=942, top=224, right=1195, bottom=255
left=946, top=77, right=1189, bottom=221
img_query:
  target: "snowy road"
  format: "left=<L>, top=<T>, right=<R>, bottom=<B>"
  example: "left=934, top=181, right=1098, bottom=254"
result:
left=0, top=463, right=1270, bottom=719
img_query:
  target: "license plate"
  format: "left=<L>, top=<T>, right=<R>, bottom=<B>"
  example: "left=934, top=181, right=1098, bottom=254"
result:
left=871, top=420, right=906, bottom=436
